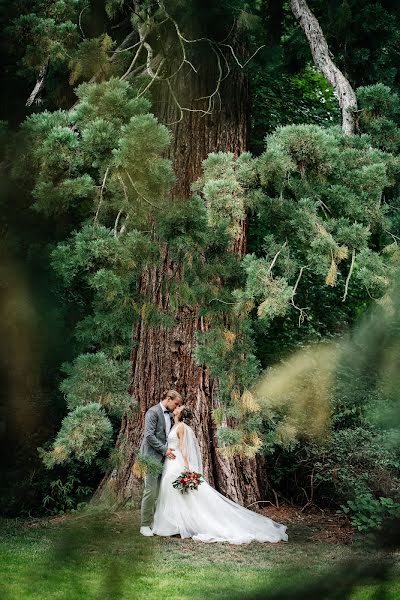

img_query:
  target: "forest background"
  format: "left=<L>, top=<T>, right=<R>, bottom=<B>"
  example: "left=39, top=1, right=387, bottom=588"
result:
left=1, top=0, right=400, bottom=549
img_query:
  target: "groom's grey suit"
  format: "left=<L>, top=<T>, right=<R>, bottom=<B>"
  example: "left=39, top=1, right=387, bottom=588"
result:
left=140, top=403, right=171, bottom=527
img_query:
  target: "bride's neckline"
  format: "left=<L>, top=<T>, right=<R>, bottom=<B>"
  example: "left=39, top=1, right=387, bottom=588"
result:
left=170, top=422, right=184, bottom=433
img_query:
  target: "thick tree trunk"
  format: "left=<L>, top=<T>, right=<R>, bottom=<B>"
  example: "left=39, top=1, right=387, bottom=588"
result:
left=290, top=0, right=357, bottom=135
left=99, top=43, right=265, bottom=507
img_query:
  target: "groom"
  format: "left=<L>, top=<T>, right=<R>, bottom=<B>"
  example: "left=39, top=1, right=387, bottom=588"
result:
left=139, top=389, right=182, bottom=536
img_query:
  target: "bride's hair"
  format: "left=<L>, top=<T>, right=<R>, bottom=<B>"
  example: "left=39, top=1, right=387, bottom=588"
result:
left=179, top=406, right=193, bottom=424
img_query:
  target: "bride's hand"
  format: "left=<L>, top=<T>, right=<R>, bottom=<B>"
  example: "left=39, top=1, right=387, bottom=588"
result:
left=165, top=448, right=176, bottom=460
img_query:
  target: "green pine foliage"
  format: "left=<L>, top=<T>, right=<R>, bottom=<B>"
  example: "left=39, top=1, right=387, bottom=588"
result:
left=19, top=77, right=175, bottom=468
left=193, top=91, right=400, bottom=469
left=59, top=352, right=131, bottom=415
left=246, top=123, right=400, bottom=325
left=243, top=88, right=400, bottom=514
left=11, top=1, right=82, bottom=73
left=39, top=402, right=113, bottom=467
left=357, top=83, right=400, bottom=153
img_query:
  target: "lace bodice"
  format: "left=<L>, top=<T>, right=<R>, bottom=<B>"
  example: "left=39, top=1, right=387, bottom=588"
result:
left=167, top=425, right=180, bottom=450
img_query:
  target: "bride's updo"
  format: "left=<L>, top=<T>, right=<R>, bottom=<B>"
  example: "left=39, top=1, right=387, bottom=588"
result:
left=179, top=406, right=193, bottom=424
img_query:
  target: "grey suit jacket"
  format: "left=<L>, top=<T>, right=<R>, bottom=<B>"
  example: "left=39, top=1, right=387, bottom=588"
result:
left=140, top=404, right=169, bottom=463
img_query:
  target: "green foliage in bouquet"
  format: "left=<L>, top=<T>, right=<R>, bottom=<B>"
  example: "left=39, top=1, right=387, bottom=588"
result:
left=172, top=471, right=204, bottom=494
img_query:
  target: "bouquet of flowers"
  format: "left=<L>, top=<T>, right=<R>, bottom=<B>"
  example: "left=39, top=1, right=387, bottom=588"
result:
left=172, top=470, right=204, bottom=494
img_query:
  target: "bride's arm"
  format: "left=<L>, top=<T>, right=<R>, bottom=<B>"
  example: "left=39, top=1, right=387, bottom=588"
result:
left=176, top=423, right=190, bottom=470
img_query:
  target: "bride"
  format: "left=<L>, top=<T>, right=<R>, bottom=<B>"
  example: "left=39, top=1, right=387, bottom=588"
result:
left=152, top=405, right=288, bottom=544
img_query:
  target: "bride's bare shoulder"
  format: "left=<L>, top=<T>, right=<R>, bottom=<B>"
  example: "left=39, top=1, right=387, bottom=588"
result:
left=176, top=421, right=185, bottom=436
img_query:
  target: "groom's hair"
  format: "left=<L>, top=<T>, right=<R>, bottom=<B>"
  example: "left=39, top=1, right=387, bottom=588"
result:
left=162, top=389, right=182, bottom=401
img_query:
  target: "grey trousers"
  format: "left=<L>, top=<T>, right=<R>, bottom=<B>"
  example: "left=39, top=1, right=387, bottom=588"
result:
left=140, top=472, right=161, bottom=527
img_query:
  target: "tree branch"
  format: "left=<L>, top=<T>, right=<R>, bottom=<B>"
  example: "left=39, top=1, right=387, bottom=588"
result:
left=220, top=43, right=265, bottom=69
left=125, top=170, right=158, bottom=209
left=342, top=248, right=356, bottom=302
left=120, top=31, right=146, bottom=80
left=291, top=265, right=310, bottom=326
left=94, top=166, right=110, bottom=223
left=290, top=0, right=357, bottom=134
left=268, top=241, right=288, bottom=273
left=26, top=60, right=49, bottom=107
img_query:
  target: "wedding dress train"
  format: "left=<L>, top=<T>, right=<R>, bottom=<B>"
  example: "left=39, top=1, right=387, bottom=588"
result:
left=152, top=424, right=288, bottom=544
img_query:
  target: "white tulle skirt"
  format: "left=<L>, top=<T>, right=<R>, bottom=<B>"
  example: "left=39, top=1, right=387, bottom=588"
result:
left=152, top=448, right=288, bottom=544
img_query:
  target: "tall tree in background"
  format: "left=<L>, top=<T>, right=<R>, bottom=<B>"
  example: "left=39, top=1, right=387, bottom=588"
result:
left=104, top=1, right=265, bottom=505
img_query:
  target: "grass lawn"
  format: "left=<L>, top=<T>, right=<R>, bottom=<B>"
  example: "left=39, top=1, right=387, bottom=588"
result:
left=1, top=507, right=399, bottom=600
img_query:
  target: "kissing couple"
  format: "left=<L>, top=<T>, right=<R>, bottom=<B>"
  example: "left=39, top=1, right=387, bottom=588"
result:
left=139, top=389, right=288, bottom=544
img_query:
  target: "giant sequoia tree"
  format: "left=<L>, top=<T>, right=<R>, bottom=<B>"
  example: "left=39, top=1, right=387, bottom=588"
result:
left=108, top=2, right=266, bottom=505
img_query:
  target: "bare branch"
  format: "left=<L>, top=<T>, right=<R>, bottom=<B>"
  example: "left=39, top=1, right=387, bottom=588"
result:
left=198, top=44, right=223, bottom=114
left=26, top=60, right=49, bottom=107
left=94, top=166, right=110, bottom=223
left=78, top=5, right=89, bottom=40
left=220, top=43, right=266, bottom=69
left=268, top=241, right=288, bottom=273
left=166, top=79, right=210, bottom=125
left=291, top=266, right=310, bottom=326
left=144, top=40, right=160, bottom=79
left=125, top=170, right=158, bottom=209
left=219, top=19, right=237, bottom=44
left=246, top=500, right=278, bottom=510
left=208, top=298, right=236, bottom=305
left=290, top=0, right=357, bottom=134
left=114, top=209, right=123, bottom=237
left=110, top=40, right=142, bottom=54
left=171, top=18, right=199, bottom=74
left=136, top=58, right=165, bottom=97
left=119, top=213, right=131, bottom=235
left=120, top=30, right=147, bottom=81
left=384, top=229, right=400, bottom=244
left=114, top=174, right=131, bottom=237
left=318, top=199, right=332, bottom=218
left=342, top=248, right=356, bottom=302
left=117, top=173, right=129, bottom=202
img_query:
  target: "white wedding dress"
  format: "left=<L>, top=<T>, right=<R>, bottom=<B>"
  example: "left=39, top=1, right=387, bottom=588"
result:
left=152, top=424, right=288, bottom=544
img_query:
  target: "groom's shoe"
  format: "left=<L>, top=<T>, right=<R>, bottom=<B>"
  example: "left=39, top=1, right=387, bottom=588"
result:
left=140, top=526, right=154, bottom=537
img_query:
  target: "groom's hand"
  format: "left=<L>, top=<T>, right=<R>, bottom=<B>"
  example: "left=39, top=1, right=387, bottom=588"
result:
left=165, top=448, right=176, bottom=460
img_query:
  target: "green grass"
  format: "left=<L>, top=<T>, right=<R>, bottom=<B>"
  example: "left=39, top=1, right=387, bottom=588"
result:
left=1, top=509, right=399, bottom=600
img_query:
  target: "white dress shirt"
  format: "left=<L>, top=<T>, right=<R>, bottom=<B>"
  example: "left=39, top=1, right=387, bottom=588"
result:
left=159, top=402, right=172, bottom=436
